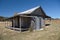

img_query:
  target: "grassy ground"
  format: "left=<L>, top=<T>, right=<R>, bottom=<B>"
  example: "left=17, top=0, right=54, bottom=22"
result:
left=0, top=20, right=60, bottom=40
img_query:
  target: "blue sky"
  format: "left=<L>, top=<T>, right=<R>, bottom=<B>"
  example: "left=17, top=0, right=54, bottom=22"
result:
left=0, top=0, right=60, bottom=18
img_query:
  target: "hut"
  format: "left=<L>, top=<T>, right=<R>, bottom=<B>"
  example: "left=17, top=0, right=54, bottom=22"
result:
left=7, top=6, right=50, bottom=31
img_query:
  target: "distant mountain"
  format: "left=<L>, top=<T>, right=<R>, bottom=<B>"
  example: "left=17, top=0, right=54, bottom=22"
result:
left=51, top=18, right=60, bottom=20
left=0, top=16, right=7, bottom=21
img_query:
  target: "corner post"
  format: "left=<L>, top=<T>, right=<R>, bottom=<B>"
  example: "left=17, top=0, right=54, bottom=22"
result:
left=20, top=17, right=21, bottom=32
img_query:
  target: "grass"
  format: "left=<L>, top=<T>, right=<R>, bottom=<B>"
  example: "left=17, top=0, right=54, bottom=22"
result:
left=0, top=20, right=60, bottom=40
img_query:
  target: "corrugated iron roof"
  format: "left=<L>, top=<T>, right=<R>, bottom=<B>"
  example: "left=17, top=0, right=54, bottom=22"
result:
left=17, top=6, right=40, bottom=15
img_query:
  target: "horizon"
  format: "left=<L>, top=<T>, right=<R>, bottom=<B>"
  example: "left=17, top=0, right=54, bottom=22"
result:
left=0, top=0, right=60, bottom=18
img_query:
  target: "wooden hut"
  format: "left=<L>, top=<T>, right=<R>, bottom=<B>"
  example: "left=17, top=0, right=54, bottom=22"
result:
left=7, top=6, right=50, bottom=31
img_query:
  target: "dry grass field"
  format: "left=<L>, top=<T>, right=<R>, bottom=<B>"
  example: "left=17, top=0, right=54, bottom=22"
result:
left=0, top=20, right=60, bottom=40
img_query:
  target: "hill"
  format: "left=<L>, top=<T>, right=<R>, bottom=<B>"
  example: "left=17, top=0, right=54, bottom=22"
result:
left=0, top=16, right=7, bottom=21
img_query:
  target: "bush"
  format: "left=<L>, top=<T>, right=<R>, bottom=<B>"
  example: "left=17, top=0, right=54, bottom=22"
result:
left=29, top=26, right=33, bottom=32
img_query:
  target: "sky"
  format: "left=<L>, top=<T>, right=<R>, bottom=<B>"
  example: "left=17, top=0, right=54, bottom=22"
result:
left=0, top=0, right=60, bottom=18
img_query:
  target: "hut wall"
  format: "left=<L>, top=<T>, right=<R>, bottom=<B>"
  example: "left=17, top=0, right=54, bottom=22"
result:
left=15, top=18, right=18, bottom=27
left=13, top=19, right=15, bottom=27
left=35, top=17, right=40, bottom=30
left=40, top=17, right=45, bottom=27
left=32, top=17, right=45, bottom=30
left=19, top=17, right=31, bottom=29
left=12, top=17, right=19, bottom=28
left=31, top=8, right=45, bottom=17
